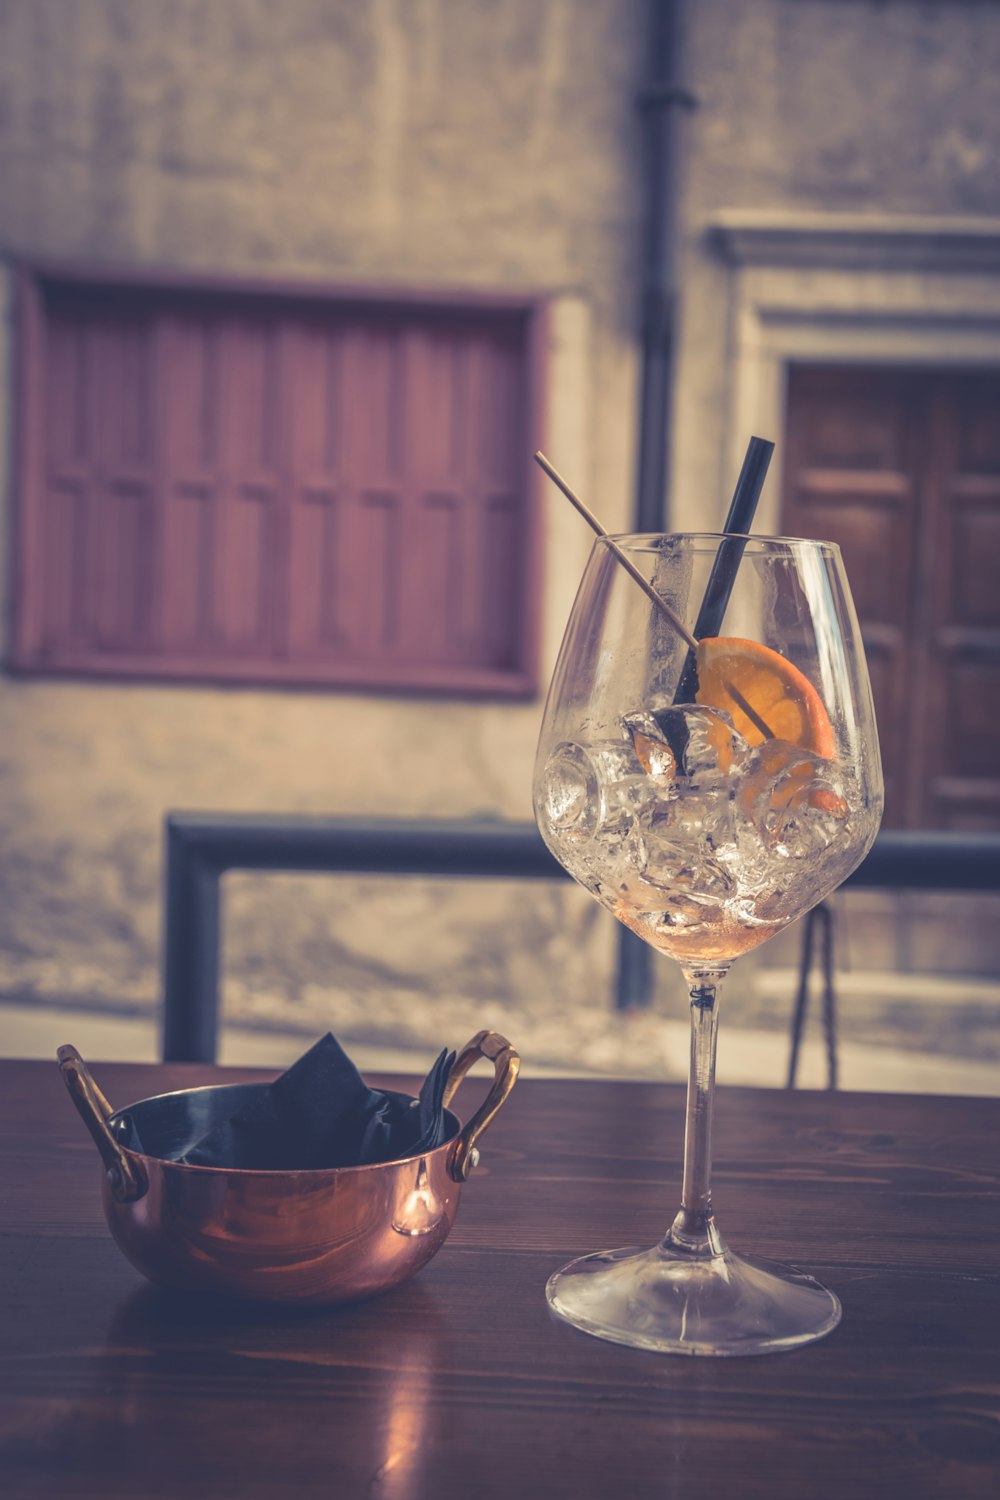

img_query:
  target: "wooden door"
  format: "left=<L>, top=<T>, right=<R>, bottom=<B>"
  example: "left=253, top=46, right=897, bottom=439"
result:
left=782, top=366, right=1000, bottom=831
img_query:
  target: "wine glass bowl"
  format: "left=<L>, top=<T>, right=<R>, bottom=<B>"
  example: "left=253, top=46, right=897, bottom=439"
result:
left=533, top=533, right=883, bottom=1355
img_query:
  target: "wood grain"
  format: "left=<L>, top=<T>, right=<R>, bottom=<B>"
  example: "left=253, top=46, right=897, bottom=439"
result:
left=1, top=1059, right=998, bottom=1500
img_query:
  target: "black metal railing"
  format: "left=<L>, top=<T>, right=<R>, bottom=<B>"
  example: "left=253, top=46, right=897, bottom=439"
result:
left=161, top=813, right=1000, bottom=1064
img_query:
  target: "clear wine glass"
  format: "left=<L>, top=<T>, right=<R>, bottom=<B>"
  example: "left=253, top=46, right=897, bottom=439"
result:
left=533, top=533, right=883, bottom=1355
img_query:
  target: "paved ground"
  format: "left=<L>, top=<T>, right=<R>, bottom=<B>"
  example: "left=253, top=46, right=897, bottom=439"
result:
left=6, top=984, right=998, bottom=1097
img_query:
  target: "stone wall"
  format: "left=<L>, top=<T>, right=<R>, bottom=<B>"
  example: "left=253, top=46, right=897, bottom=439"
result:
left=0, top=0, right=997, bottom=1057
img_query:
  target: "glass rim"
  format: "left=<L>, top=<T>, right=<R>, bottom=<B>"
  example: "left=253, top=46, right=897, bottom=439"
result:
left=600, top=532, right=841, bottom=556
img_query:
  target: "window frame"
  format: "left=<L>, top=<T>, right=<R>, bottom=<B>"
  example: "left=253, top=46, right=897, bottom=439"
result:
left=9, top=260, right=550, bottom=699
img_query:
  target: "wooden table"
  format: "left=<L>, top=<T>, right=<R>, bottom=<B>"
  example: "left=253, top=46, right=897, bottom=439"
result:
left=2, top=1057, right=998, bottom=1499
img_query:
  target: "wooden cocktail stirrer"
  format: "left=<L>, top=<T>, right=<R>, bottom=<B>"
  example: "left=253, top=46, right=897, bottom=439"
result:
left=533, top=451, right=774, bottom=741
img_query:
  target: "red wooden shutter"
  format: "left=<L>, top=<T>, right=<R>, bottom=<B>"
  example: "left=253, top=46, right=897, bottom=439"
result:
left=38, top=299, right=91, bottom=652
left=89, top=307, right=157, bottom=652
left=13, top=270, right=543, bottom=696
left=284, top=314, right=527, bottom=676
left=210, top=312, right=281, bottom=653
left=159, top=311, right=217, bottom=652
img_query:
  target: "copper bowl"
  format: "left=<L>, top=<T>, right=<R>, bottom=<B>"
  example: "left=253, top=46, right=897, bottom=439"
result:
left=58, top=1030, right=518, bottom=1305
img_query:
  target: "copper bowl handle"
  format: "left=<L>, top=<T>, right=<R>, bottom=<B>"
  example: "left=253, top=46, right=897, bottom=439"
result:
left=442, top=1029, right=520, bottom=1183
left=57, top=1045, right=147, bottom=1203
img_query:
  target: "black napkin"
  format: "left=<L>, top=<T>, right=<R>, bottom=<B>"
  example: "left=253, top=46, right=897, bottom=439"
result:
left=120, top=1034, right=456, bottom=1171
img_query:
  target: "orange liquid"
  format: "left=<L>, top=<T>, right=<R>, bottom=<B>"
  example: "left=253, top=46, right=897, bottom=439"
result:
left=615, top=904, right=785, bottom=965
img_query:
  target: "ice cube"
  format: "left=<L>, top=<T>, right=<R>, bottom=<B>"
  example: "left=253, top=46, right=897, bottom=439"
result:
left=743, top=740, right=853, bottom=860
left=636, top=796, right=736, bottom=900
left=537, top=741, right=601, bottom=842
left=537, top=737, right=647, bottom=843
left=604, top=772, right=673, bottom=818
left=592, top=807, right=641, bottom=868
left=640, top=837, right=735, bottom=901
left=622, top=712, right=678, bottom=779
left=639, top=704, right=749, bottom=783
left=587, top=738, right=645, bottom=789
left=639, top=779, right=738, bottom=852
left=655, top=895, right=717, bottom=931
left=627, top=895, right=716, bottom=941
left=767, top=788, right=851, bottom=861
left=742, top=740, right=817, bottom=817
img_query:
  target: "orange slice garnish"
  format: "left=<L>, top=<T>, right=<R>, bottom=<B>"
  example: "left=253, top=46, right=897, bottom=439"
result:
left=695, top=637, right=835, bottom=756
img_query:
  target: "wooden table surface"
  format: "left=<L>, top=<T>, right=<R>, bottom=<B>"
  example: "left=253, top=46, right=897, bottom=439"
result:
left=1, top=1056, right=999, bottom=1500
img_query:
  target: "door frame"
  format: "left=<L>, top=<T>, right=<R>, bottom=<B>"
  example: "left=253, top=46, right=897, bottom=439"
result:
left=706, top=210, right=1000, bottom=533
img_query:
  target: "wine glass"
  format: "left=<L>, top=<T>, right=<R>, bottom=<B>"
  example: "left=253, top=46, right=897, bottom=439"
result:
left=533, top=533, right=883, bottom=1355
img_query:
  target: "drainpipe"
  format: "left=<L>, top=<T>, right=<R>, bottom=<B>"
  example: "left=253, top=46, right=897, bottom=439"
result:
left=616, top=0, right=697, bottom=1011
left=633, top=0, right=695, bottom=531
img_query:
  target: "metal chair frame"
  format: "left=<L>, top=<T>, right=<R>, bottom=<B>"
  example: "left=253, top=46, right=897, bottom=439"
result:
left=161, top=814, right=1000, bottom=1065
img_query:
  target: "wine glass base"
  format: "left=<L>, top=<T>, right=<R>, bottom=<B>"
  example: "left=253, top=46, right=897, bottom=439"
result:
left=546, top=1241, right=841, bottom=1356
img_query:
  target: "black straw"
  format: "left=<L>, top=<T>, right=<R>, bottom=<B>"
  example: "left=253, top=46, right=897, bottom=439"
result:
left=671, top=435, right=774, bottom=704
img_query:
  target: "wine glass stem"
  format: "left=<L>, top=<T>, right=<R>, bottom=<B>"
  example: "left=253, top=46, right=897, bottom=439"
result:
left=666, top=967, right=728, bottom=1257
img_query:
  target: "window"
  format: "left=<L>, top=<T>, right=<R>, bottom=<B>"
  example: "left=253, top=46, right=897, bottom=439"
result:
left=11, top=267, right=546, bottom=695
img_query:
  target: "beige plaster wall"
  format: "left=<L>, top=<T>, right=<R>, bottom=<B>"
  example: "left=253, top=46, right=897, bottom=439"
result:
left=0, top=0, right=646, bottom=1039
